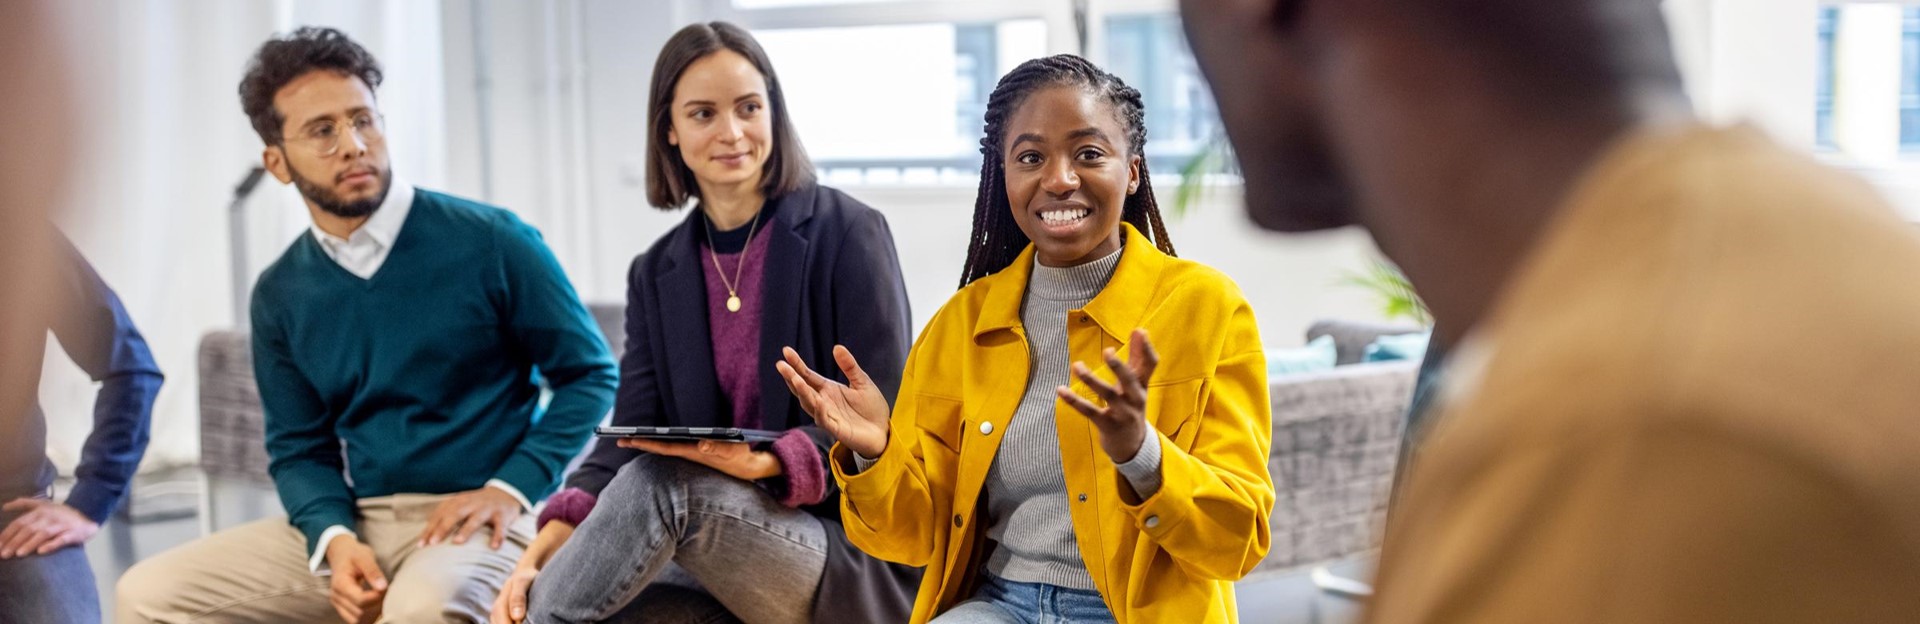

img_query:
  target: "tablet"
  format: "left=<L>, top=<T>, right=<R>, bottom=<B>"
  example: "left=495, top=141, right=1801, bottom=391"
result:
left=594, top=425, right=786, bottom=444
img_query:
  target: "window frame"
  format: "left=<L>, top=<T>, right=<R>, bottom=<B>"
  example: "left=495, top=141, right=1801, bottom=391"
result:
left=701, top=0, right=1220, bottom=189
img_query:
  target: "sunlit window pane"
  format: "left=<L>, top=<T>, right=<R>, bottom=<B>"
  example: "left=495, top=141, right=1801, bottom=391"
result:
left=1902, top=7, right=1919, bottom=149
left=753, top=20, right=1047, bottom=178
left=1816, top=3, right=1919, bottom=156
left=1817, top=7, right=1837, bottom=149
left=733, top=0, right=925, bottom=9
left=1104, top=13, right=1222, bottom=171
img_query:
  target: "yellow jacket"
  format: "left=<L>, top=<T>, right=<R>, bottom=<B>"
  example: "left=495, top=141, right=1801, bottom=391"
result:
left=831, top=224, right=1274, bottom=623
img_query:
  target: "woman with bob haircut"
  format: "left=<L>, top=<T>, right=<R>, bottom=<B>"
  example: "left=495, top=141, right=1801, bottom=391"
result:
left=493, top=21, right=919, bottom=624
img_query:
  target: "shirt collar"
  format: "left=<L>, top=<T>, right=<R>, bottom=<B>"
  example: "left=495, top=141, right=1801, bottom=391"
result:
left=309, top=177, right=415, bottom=249
left=974, top=222, right=1167, bottom=344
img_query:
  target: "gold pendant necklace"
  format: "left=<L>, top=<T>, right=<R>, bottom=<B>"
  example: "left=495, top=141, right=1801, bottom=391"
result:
left=704, top=208, right=761, bottom=313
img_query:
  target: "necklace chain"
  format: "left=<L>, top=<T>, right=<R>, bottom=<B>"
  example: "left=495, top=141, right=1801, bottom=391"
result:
left=703, top=208, right=761, bottom=313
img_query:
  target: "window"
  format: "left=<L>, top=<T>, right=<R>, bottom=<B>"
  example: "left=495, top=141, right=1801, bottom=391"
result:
left=1818, top=7, right=1837, bottom=149
left=1103, top=12, right=1222, bottom=175
left=734, top=0, right=907, bottom=7
left=752, top=20, right=1047, bottom=184
left=1903, top=7, right=1920, bottom=149
left=1815, top=3, right=1920, bottom=158
left=712, top=0, right=1229, bottom=185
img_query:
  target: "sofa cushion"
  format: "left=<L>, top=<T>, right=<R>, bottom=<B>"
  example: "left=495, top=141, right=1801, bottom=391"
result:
left=1267, top=335, right=1339, bottom=377
left=1306, top=319, right=1426, bottom=365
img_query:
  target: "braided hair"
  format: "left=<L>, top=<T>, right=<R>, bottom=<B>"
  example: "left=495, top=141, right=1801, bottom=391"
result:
left=958, top=54, right=1177, bottom=288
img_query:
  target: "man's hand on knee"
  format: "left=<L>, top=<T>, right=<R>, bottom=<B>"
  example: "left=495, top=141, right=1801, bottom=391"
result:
left=325, top=536, right=387, bottom=624
left=419, top=487, right=523, bottom=550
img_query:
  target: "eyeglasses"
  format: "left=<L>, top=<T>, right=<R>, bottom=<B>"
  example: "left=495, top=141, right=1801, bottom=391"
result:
left=286, top=112, right=385, bottom=157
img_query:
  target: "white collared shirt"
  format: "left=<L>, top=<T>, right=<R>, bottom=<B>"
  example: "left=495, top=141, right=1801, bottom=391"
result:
left=303, top=180, right=533, bottom=573
left=310, top=180, right=414, bottom=279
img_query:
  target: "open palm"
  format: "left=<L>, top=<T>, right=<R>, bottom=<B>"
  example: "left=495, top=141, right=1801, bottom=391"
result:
left=775, top=345, right=893, bottom=458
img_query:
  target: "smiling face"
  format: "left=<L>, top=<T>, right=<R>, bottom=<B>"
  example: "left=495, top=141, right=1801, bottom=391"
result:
left=667, top=49, right=774, bottom=196
left=261, top=69, right=392, bottom=218
left=1001, top=85, right=1141, bottom=267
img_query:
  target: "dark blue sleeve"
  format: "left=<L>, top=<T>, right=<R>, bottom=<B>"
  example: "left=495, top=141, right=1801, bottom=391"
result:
left=829, top=208, right=912, bottom=406
left=46, top=235, right=163, bottom=524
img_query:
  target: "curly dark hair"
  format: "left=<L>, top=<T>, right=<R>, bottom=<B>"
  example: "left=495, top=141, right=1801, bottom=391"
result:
left=959, top=54, right=1175, bottom=288
left=238, top=26, right=384, bottom=145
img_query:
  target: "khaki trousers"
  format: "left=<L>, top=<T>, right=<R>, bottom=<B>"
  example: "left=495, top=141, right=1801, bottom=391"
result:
left=116, top=493, right=534, bottom=623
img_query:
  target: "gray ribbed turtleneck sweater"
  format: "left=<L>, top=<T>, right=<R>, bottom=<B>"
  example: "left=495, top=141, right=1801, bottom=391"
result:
left=852, top=243, right=1163, bottom=590
left=982, top=244, right=1163, bottom=589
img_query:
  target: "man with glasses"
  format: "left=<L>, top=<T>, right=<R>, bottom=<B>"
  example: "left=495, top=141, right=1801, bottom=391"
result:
left=118, top=27, right=617, bottom=624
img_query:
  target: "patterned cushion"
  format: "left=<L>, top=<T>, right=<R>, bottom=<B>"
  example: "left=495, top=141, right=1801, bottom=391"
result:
left=197, top=330, right=271, bottom=484
left=1258, top=360, right=1418, bottom=574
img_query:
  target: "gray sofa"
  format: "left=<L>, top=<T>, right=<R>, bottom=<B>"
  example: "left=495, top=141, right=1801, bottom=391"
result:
left=1256, top=321, right=1420, bottom=575
left=197, top=315, right=1420, bottom=617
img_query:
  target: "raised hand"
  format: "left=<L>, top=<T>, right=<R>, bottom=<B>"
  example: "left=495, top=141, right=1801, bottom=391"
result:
left=775, top=345, right=893, bottom=458
left=1056, top=329, right=1160, bottom=463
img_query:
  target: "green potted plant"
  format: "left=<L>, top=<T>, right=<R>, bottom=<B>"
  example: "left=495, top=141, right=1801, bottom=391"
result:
left=1341, top=260, right=1431, bottom=326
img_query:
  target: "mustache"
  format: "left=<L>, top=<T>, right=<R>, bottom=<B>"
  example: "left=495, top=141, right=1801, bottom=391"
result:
left=335, top=165, right=383, bottom=183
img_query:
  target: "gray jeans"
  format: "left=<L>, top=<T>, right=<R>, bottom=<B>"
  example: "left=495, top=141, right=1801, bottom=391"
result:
left=526, top=455, right=828, bottom=624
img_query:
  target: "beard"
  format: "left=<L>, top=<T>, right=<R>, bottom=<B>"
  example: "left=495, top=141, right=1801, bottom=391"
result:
left=287, top=161, right=392, bottom=219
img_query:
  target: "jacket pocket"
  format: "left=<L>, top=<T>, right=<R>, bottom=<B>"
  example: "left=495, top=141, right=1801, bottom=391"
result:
left=914, top=394, right=966, bottom=454
left=1147, top=378, right=1205, bottom=449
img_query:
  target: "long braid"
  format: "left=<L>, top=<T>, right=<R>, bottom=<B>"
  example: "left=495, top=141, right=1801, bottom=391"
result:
left=959, top=54, right=1177, bottom=288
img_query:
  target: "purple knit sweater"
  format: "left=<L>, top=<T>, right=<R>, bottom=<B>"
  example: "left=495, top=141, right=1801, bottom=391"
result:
left=539, top=224, right=826, bottom=529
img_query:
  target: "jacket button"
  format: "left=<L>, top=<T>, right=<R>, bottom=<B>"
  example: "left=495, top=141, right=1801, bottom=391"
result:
left=953, top=515, right=963, bottom=528
left=979, top=421, right=994, bottom=435
left=1145, top=515, right=1160, bottom=529
left=1078, top=493, right=1088, bottom=503
left=1079, top=316, right=1091, bottom=324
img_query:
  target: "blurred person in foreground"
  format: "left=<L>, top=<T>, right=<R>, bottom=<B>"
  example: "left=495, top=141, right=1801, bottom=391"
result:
left=0, top=3, right=154, bottom=623
left=1180, top=0, right=1920, bottom=621
left=0, top=232, right=163, bottom=624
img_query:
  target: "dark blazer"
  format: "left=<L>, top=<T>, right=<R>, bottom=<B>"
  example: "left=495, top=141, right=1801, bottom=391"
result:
left=567, top=184, right=920, bottom=623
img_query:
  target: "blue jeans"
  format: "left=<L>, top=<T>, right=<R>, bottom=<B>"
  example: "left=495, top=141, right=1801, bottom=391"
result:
left=931, top=574, right=1116, bottom=624
left=0, top=509, right=101, bottom=624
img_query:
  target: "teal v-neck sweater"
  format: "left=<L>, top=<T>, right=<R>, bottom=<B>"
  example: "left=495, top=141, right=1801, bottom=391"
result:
left=250, top=188, right=617, bottom=556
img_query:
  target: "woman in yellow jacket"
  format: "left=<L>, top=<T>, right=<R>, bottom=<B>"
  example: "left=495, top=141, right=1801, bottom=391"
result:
left=776, top=55, right=1272, bottom=623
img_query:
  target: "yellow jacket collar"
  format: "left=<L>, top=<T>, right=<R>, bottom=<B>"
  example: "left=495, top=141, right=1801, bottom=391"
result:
left=972, top=222, right=1168, bottom=344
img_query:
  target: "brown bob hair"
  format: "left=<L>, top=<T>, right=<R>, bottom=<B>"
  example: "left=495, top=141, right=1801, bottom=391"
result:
left=646, top=21, right=815, bottom=209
